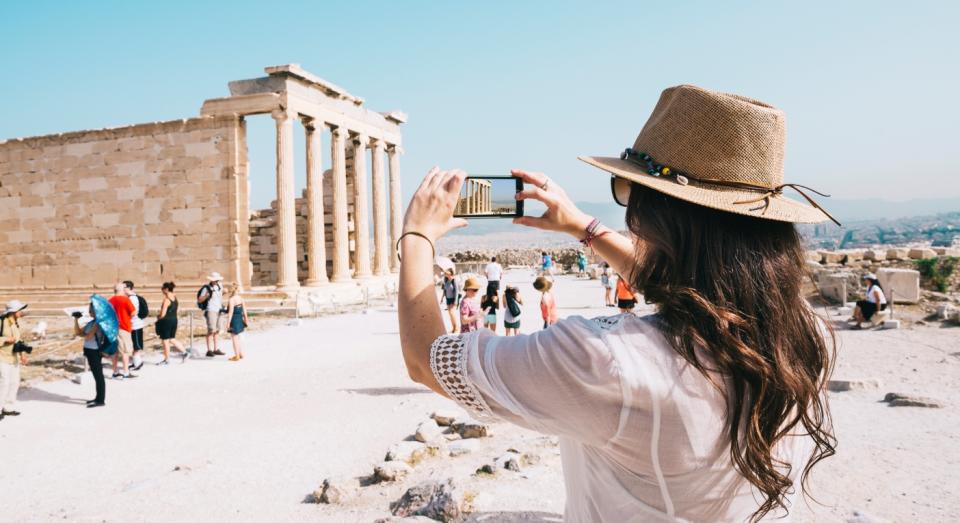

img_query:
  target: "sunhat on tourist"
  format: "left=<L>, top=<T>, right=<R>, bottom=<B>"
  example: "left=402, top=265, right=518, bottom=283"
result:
left=207, top=272, right=224, bottom=282
left=533, top=276, right=552, bottom=292
left=462, top=277, right=481, bottom=291
left=2, top=300, right=28, bottom=316
left=579, top=84, right=840, bottom=226
left=863, top=273, right=878, bottom=280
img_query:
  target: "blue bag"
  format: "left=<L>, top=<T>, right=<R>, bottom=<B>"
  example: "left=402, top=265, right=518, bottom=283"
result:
left=90, top=294, right=119, bottom=355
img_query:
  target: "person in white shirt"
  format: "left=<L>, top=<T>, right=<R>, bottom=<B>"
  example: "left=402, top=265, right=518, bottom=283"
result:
left=483, top=256, right=503, bottom=299
left=396, top=85, right=839, bottom=522
left=124, top=281, right=146, bottom=371
left=851, top=272, right=887, bottom=329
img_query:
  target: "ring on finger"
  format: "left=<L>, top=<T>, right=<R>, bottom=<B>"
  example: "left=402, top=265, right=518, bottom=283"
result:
left=540, top=179, right=550, bottom=191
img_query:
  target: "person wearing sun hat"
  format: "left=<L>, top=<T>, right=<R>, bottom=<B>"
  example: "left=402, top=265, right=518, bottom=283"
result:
left=197, top=271, right=226, bottom=357
left=397, top=84, right=839, bottom=522
left=1, top=299, right=29, bottom=419
left=458, top=277, right=482, bottom=333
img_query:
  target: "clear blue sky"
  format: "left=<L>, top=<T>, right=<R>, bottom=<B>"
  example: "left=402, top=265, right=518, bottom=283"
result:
left=2, top=1, right=958, bottom=211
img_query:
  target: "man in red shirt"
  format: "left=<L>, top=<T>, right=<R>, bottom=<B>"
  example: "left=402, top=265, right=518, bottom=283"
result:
left=108, top=283, right=138, bottom=380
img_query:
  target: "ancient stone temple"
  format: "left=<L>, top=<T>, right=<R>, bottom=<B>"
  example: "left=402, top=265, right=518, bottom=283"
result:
left=0, top=65, right=403, bottom=311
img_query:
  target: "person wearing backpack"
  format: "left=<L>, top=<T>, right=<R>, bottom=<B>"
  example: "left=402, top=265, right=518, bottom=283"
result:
left=123, top=280, right=148, bottom=371
left=74, top=303, right=107, bottom=408
left=503, top=285, right=523, bottom=336
left=197, top=272, right=226, bottom=357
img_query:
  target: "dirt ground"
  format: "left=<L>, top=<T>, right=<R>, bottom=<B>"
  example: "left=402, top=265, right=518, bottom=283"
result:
left=1, top=271, right=957, bottom=522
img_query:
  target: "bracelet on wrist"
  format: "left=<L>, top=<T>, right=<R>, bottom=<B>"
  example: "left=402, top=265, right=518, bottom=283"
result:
left=396, top=231, right=436, bottom=262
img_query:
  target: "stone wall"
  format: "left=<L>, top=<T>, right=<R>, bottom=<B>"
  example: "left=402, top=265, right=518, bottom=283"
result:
left=248, top=172, right=357, bottom=286
left=0, top=116, right=248, bottom=289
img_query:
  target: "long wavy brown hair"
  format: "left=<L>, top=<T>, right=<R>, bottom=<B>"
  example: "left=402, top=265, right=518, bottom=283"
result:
left=624, top=184, right=836, bottom=521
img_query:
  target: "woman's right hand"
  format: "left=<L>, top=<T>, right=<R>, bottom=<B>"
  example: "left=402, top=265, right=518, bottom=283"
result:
left=511, top=169, right=594, bottom=238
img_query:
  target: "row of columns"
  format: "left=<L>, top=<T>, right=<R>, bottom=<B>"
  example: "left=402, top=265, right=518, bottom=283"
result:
left=457, top=179, right=492, bottom=214
left=272, top=109, right=402, bottom=290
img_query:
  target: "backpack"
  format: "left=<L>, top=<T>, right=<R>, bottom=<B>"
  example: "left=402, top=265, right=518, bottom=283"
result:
left=197, top=284, right=212, bottom=310
left=506, top=293, right=522, bottom=317
left=136, top=295, right=149, bottom=319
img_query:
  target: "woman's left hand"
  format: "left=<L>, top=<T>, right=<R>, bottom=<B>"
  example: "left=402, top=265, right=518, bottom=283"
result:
left=402, top=167, right=469, bottom=242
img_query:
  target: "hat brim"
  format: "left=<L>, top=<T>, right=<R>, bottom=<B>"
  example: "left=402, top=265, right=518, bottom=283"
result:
left=578, top=156, right=832, bottom=224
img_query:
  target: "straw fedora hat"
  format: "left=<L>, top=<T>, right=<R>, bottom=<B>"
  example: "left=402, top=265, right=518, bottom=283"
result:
left=207, top=272, right=224, bottom=282
left=2, top=300, right=28, bottom=316
left=579, top=84, right=839, bottom=225
left=463, top=277, right=481, bottom=291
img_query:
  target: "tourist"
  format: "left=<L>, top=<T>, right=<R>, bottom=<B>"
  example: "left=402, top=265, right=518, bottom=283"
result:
left=615, top=274, right=639, bottom=313
left=458, top=277, right=482, bottom=333
left=600, top=262, right=614, bottom=307
left=533, top=276, right=558, bottom=329
left=397, top=85, right=838, bottom=521
left=503, top=285, right=523, bottom=335
left=851, top=273, right=888, bottom=329
left=576, top=250, right=587, bottom=277
left=0, top=300, right=29, bottom=419
left=480, top=291, right=499, bottom=333
left=73, top=303, right=105, bottom=407
left=156, top=282, right=188, bottom=364
left=484, top=256, right=503, bottom=299
left=197, top=272, right=226, bottom=357
left=108, top=283, right=137, bottom=380
left=540, top=251, right=553, bottom=276
left=225, top=283, right=249, bottom=361
left=440, top=269, right=460, bottom=333
left=123, top=280, right=147, bottom=371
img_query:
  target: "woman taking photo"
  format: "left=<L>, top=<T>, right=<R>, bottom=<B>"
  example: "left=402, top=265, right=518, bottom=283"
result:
left=398, top=85, right=838, bottom=522
left=155, top=282, right=188, bottom=364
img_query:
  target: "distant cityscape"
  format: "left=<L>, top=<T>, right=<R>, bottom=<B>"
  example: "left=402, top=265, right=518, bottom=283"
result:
left=801, top=212, right=960, bottom=250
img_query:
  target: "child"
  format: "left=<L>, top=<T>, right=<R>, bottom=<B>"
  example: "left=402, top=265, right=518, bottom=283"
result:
left=601, top=262, right=614, bottom=307
left=533, top=276, right=558, bottom=329
left=459, top=278, right=482, bottom=333
left=503, top=285, right=523, bottom=336
left=480, top=291, right=499, bottom=333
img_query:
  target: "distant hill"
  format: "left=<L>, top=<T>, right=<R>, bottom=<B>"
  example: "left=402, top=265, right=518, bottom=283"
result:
left=446, top=197, right=960, bottom=238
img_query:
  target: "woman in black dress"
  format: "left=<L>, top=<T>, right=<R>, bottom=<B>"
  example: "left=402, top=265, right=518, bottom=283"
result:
left=156, top=282, right=187, bottom=364
left=226, top=283, right=249, bottom=361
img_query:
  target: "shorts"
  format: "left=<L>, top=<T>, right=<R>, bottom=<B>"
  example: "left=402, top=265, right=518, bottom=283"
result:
left=205, top=309, right=223, bottom=334
left=618, top=298, right=637, bottom=310
left=445, top=296, right=457, bottom=307
left=131, top=328, right=144, bottom=352
left=504, top=320, right=520, bottom=329
left=857, top=300, right=886, bottom=320
left=486, top=280, right=500, bottom=295
left=116, top=330, right=133, bottom=356
left=484, top=313, right=497, bottom=324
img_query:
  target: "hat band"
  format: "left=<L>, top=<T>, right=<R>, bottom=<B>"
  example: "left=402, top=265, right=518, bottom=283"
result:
left=620, top=148, right=841, bottom=226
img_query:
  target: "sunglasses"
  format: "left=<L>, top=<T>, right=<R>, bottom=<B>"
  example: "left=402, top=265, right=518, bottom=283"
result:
left=610, top=176, right=633, bottom=207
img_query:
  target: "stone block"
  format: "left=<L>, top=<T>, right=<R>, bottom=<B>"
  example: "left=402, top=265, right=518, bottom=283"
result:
left=818, top=273, right=853, bottom=303
left=863, top=249, right=887, bottom=261
left=876, top=268, right=920, bottom=304
left=818, top=251, right=845, bottom=264
left=908, top=248, right=937, bottom=260
left=882, top=319, right=901, bottom=329
left=886, top=248, right=909, bottom=260
left=843, top=250, right=864, bottom=262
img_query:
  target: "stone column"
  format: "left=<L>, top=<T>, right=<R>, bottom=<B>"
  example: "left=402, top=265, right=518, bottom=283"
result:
left=370, top=139, right=389, bottom=276
left=387, top=145, right=403, bottom=272
left=303, top=118, right=328, bottom=286
left=271, top=109, right=299, bottom=291
left=330, top=126, right=351, bottom=282
left=352, top=134, right=373, bottom=278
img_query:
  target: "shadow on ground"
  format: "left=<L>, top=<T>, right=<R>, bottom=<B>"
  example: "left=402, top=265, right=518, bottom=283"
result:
left=465, top=511, right=563, bottom=522
left=340, top=387, right=432, bottom=397
left=20, top=387, right=86, bottom=405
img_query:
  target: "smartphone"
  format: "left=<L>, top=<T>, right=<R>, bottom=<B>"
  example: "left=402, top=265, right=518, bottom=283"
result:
left=453, top=175, right=524, bottom=218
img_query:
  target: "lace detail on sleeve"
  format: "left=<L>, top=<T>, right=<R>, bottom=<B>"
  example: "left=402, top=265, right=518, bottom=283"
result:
left=429, top=334, right=493, bottom=419
left=591, top=314, right=625, bottom=330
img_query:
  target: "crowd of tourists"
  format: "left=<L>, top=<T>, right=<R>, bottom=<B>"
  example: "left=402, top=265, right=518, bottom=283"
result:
left=438, top=254, right=643, bottom=335
left=0, top=272, right=250, bottom=413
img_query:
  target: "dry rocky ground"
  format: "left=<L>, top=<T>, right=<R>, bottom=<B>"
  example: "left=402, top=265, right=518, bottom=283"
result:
left=1, top=270, right=957, bottom=522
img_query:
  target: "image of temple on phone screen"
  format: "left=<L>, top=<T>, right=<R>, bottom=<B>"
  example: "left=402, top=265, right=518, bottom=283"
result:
left=456, top=178, right=517, bottom=215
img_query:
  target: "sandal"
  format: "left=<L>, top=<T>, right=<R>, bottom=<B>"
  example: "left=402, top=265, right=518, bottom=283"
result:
left=228, top=356, right=241, bottom=361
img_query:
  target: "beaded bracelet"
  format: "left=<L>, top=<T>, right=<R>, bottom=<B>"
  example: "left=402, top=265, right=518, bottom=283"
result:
left=396, top=231, right=435, bottom=262
left=580, top=218, right=605, bottom=248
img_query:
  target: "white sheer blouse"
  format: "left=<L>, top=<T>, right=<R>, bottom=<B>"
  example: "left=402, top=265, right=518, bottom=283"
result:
left=430, top=313, right=810, bottom=522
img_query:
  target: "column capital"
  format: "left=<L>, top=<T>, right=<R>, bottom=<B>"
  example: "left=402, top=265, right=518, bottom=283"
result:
left=370, top=138, right=386, bottom=152
left=387, top=144, right=404, bottom=155
left=330, top=125, right=346, bottom=138
left=352, top=133, right=370, bottom=147
left=300, top=115, right=318, bottom=131
left=271, top=108, right=293, bottom=122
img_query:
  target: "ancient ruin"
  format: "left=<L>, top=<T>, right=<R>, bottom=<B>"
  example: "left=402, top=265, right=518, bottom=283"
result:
left=0, top=65, right=404, bottom=311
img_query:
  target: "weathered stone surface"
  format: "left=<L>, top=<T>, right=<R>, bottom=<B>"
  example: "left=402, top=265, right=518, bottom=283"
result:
left=315, top=476, right=358, bottom=504
left=883, top=392, right=944, bottom=408
left=828, top=379, right=881, bottom=392
left=936, top=303, right=957, bottom=320
left=908, top=248, right=937, bottom=260
left=876, top=268, right=920, bottom=304
left=882, top=319, right=900, bottom=330
left=385, top=441, right=428, bottom=464
left=885, top=248, right=909, bottom=260
left=819, top=273, right=855, bottom=303
left=818, top=251, right=846, bottom=264
left=375, top=461, right=413, bottom=482
left=431, top=409, right=463, bottom=427
left=373, top=517, right=437, bottom=523
left=414, top=419, right=444, bottom=443
left=390, top=478, right=466, bottom=521
left=863, top=249, right=887, bottom=261
left=494, top=452, right=522, bottom=472
left=458, top=420, right=490, bottom=439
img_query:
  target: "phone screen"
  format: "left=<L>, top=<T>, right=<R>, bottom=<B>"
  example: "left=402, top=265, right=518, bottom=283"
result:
left=453, top=176, right=524, bottom=218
